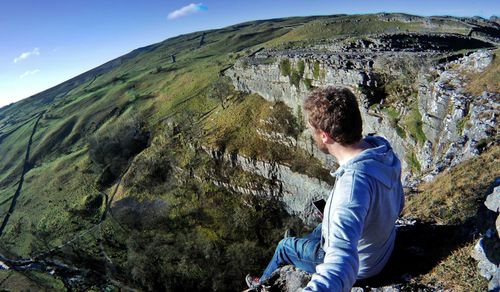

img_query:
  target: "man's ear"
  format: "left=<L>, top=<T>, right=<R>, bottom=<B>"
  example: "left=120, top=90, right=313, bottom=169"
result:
left=320, top=131, right=332, bottom=144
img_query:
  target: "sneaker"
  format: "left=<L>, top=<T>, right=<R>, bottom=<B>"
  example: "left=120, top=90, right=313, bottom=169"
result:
left=245, top=274, right=261, bottom=289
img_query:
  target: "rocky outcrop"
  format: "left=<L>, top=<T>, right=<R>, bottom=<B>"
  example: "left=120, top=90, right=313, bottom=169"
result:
left=472, top=178, right=500, bottom=291
left=225, top=39, right=498, bottom=185
left=418, top=50, right=499, bottom=181
left=224, top=49, right=419, bottom=183
left=201, top=146, right=333, bottom=225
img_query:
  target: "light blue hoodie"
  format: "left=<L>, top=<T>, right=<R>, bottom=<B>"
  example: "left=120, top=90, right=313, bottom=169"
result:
left=304, top=135, right=405, bottom=292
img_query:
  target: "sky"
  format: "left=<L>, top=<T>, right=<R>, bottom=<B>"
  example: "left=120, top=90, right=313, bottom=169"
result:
left=1, top=0, right=499, bottom=109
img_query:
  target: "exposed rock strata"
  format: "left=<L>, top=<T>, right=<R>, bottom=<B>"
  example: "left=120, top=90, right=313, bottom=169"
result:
left=225, top=40, right=498, bottom=185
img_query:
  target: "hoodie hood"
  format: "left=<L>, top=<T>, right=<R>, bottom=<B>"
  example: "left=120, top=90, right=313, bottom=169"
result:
left=330, top=136, right=401, bottom=188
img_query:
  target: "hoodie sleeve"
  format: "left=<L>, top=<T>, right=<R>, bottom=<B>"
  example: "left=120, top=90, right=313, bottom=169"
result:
left=303, top=171, right=371, bottom=292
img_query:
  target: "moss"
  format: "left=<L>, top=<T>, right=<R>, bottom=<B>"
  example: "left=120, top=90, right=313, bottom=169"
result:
left=290, top=71, right=302, bottom=89
left=406, top=150, right=421, bottom=174
left=382, top=106, right=406, bottom=139
left=457, top=115, right=469, bottom=134
left=279, top=58, right=291, bottom=77
left=313, top=61, right=321, bottom=79
left=402, top=104, right=426, bottom=145
left=303, top=78, right=314, bottom=90
left=295, top=105, right=307, bottom=135
left=297, top=59, right=305, bottom=77
left=383, top=106, right=399, bottom=121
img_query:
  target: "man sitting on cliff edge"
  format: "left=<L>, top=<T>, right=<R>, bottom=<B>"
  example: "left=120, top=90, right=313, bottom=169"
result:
left=245, top=86, right=405, bottom=291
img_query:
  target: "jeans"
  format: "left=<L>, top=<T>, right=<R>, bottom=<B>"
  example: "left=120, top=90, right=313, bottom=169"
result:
left=260, top=223, right=325, bottom=284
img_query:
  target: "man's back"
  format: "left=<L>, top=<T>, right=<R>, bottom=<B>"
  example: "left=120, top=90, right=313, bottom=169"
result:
left=307, top=135, right=404, bottom=291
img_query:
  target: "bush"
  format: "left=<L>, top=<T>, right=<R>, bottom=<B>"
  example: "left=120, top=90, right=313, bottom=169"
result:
left=88, top=114, right=150, bottom=181
left=207, top=77, right=233, bottom=104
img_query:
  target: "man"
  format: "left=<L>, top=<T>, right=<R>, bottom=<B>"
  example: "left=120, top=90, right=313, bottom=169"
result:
left=245, top=86, right=405, bottom=291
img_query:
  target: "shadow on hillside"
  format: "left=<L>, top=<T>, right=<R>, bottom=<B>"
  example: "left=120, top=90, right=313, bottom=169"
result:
left=354, top=221, right=472, bottom=287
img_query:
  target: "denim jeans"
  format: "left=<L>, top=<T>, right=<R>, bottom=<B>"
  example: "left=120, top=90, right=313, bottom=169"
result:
left=260, top=223, right=325, bottom=284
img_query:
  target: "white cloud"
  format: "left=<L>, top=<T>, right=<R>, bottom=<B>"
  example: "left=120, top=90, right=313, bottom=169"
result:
left=168, top=3, right=207, bottom=20
left=13, top=48, right=40, bottom=63
left=19, top=69, right=40, bottom=79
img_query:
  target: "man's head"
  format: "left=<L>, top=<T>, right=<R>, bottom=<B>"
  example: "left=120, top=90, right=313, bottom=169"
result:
left=303, top=86, right=363, bottom=153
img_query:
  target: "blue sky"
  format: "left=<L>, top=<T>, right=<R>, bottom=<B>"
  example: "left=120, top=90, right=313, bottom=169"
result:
left=1, top=0, right=499, bottom=108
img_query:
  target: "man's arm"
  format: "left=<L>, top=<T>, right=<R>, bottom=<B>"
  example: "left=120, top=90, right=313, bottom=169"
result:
left=304, top=171, right=371, bottom=292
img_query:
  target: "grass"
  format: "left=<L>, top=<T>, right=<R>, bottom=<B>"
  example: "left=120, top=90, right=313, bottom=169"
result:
left=0, top=270, right=66, bottom=291
left=382, top=106, right=406, bottom=139
left=405, top=150, right=421, bottom=174
left=1, top=148, right=94, bottom=257
left=261, top=14, right=474, bottom=49
left=303, top=78, right=314, bottom=90
left=465, top=48, right=500, bottom=96
left=419, top=242, right=488, bottom=291
left=279, top=58, right=306, bottom=89
left=403, top=145, right=500, bottom=225
left=202, top=92, right=332, bottom=182
left=402, top=146, right=499, bottom=291
left=313, top=61, right=321, bottom=79
left=280, top=58, right=291, bottom=77
left=457, top=115, right=469, bottom=134
left=0, top=12, right=495, bottom=290
left=402, top=103, right=426, bottom=145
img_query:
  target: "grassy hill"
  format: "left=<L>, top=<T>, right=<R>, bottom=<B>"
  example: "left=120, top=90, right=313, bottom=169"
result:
left=0, top=13, right=498, bottom=290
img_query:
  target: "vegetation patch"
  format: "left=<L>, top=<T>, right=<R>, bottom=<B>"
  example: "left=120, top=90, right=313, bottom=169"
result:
left=401, top=146, right=499, bottom=291
left=419, top=242, right=488, bottom=291
left=382, top=106, right=406, bottom=139
left=303, top=78, right=314, bottom=90
left=465, top=49, right=500, bottom=95
left=203, top=93, right=332, bottom=182
left=279, top=58, right=306, bottom=89
left=402, top=104, right=426, bottom=145
left=313, top=60, right=321, bottom=79
left=404, top=145, right=500, bottom=225
left=279, top=58, right=291, bottom=77
left=405, top=150, right=421, bottom=174
left=88, top=114, right=150, bottom=185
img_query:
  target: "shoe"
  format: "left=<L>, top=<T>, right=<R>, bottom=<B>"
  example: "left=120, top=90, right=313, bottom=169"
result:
left=245, top=274, right=261, bottom=289
left=284, top=228, right=296, bottom=238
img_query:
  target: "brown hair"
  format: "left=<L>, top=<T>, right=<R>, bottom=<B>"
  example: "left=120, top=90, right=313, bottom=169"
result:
left=303, top=86, right=362, bottom=145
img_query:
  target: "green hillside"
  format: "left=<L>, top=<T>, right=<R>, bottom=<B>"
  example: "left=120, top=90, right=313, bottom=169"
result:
left=0, top=13, right=498, bottom=290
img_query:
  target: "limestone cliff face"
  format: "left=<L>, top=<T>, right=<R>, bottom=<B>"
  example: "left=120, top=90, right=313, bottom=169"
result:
left=224, top=49, right=411, bottom=181
left=224, top=36, right=498, bottom=186
left=418, top=50, right=498, bottom=181
left=201, top=146, right=332, bottom=225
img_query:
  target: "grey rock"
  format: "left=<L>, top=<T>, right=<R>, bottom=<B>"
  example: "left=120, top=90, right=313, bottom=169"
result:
left=270, top=265, right=311, bottom=292
left=226, top=41, right=498, bottom=186
left=485, top=185, right=500, bottom=213
left=472, top=238, right=500, bottom=291
left=201, top=146, right=333, bottom=225
left=472, top=180, right=500, bottom=291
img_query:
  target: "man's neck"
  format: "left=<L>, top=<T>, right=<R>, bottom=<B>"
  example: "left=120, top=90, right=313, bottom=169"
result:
left=330, top=139, right=372, bottom=165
